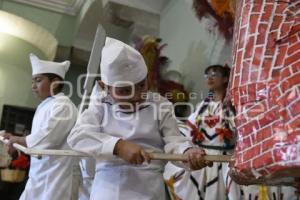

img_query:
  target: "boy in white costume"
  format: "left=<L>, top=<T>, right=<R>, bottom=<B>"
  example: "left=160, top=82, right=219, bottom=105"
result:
left=68, top=37, right=211, bottom=200
left=4, top=54, right=78, bottom=200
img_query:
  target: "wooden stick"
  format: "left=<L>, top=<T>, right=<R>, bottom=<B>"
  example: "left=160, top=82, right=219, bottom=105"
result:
left=0, top=135, right=87, bottom=157
left=0, top=134, right=232, bottom=162
left=149, top=152, right=232, bottom=162
left=0, top=135, right=25, bottom=152
left=204, top=155, right=232, bottom=162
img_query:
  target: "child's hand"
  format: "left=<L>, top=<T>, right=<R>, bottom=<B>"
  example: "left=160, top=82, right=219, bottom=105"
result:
left=229, top=161, right=259, bottom=185
left=184, top=148, right=213, bottom=170
left=3, top=133, right=18, bottom=157
left=114, top=139, right=151, bottom=165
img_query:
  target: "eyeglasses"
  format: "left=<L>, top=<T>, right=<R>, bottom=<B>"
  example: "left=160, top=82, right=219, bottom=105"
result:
left=204, top=71, right=222, bottom=79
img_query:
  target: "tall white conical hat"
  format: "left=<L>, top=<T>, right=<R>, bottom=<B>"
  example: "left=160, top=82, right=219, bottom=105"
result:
left=100, top=37, right=148, bottom=87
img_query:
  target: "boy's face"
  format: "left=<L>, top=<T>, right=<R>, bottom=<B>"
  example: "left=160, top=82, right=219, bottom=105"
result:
left=205, top=68, right=228, bottom=91
left=105, top=79, right=148, bottom=109
left=31, top=74, right=52, bottom=100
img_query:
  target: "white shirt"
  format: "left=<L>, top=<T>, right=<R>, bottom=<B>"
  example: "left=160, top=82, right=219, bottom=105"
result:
left=68, top=92, right=191, bottom=200
left=20, top=93, right=78, bottom=200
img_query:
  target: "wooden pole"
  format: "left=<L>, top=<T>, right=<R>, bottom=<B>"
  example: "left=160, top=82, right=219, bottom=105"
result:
left=149, top=152, right=231, bottom=162
left=0, top=135, right=232, bottom=162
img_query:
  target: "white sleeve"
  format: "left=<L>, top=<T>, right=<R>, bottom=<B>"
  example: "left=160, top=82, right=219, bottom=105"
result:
left=159, top=102, right=193, bottom=154
left=26, top=101, right=77, bottom=149
left=67, top=105, right=121, bottom=158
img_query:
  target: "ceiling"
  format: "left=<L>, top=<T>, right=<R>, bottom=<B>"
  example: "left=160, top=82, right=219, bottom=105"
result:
left=73, top=0, right=172, bottom=51
left=11, top=0, right=85, bottom=16
left=11, top=0, right=171, bottom=16
left=5, top=0, right=172, bottom=64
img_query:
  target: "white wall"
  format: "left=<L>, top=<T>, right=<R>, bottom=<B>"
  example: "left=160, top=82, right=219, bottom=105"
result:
left=0, top=33, right=44, bottom=122
left=159, top=0, right=232, bottom=105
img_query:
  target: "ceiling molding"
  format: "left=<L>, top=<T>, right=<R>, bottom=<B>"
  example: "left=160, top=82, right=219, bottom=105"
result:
left=103, top=1, right=160, bottom=36
left=12, top=0, right=85, bottom=16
